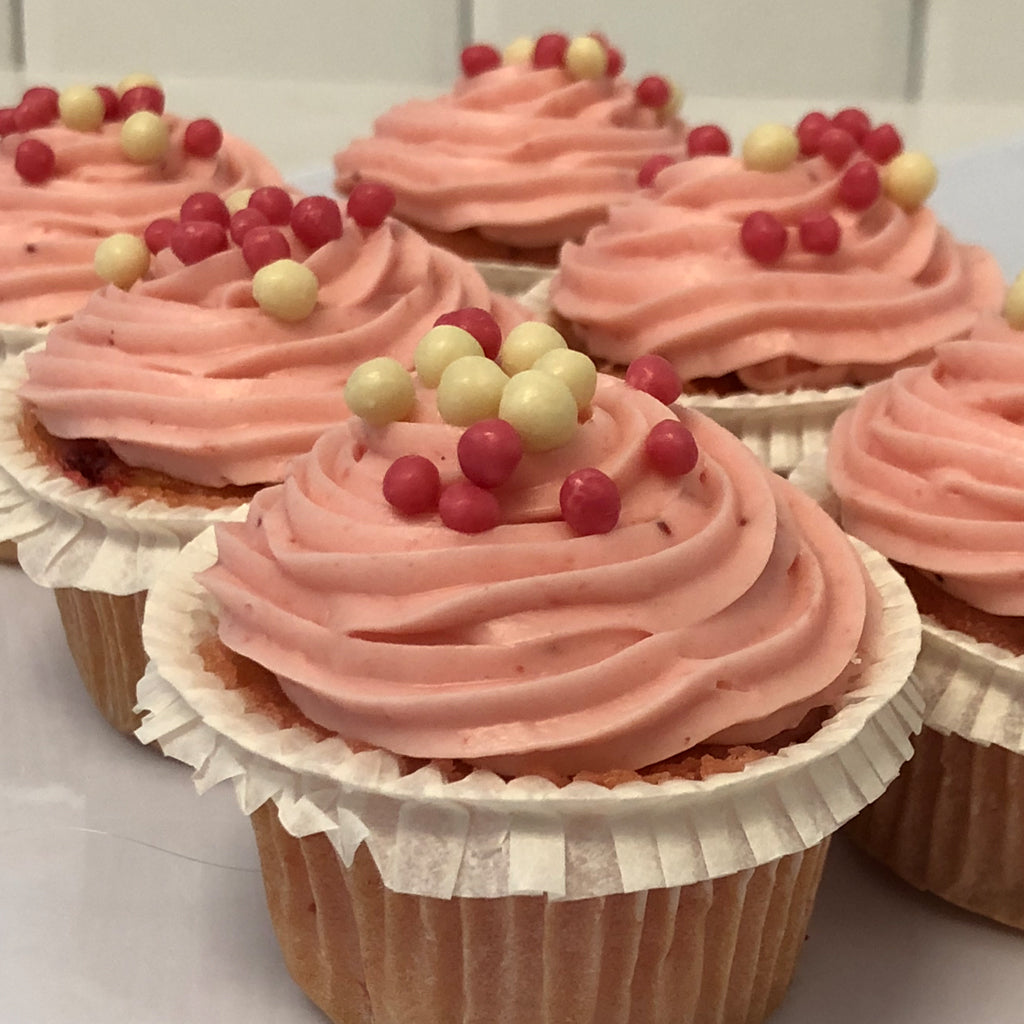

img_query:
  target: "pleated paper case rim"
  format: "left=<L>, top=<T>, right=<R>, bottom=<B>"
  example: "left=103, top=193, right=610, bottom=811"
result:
left=137, top=527, right=923, bottom=901
left=1, top=322, right=50, bottom=359
left=0, top=348, right=246, bottom=594
left=790, top=452, right=1024, bottom=757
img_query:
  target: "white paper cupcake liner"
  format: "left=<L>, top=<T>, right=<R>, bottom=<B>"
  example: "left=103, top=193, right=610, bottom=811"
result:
left=790, top=452, right=1024, bottom=756
left=473, top=261, right=554, bottom=316
left=0, top=348, right=247, bottom=595
left=1, top=322, right=50, bottom=359
left=137, top=527, right=923, bottom=901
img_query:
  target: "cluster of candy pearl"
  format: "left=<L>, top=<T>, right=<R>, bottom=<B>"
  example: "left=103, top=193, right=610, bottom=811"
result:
left=93, top=182, right=396, bottom=323
left=0, top=75, right=223, bottom=184
left=344, top=313, right=699, bottom=535
left=1002, top=272, right=1024, bottom=329
left=639, top=108, right=939, bottom=266
left=460, top=32, right=682, bottom=121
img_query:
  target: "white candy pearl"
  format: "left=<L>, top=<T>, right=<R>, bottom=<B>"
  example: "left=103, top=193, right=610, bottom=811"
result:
left=226, top=189, right=254, bottom=214
left=414, top=325, right=484, bottom=388
left=565, top=36, right=608, bottom=80
left=499, top=321, right=568, bottom=376
left=498, top=369, right=578, bottom=452
left=116, top=72, right=161, bottom=96
left=94, top=233, right=150, bottom=289
left=742, top=123, right=799, bottom=172
left=120, top=111, right=170, bottom=163
left=883, top=152, right=938, bottom=210
left=436, top=356, right=509, bottom=426
left=58, top=86, right=105, bottom=131
left=532, top=348, right=597, bottom=409
left=344, top=358, right=415, bottom=426
left=503, top=37, right=535, bottom=65
left=252, top=259, right=319, bottom=322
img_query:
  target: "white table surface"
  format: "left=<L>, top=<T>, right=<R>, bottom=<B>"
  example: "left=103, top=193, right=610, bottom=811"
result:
left=2, top=83, right=1023, bottom=1022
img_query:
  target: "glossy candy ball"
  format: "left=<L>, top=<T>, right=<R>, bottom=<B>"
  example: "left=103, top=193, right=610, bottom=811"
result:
left=740, top=211, right=788, bottom=265
left=290, top=195, right=343, bottom=250
left=559, top=468, right=620, bottom=535
left=119, top=85, right=165, bottom=118
left=252, top=259, right=319, bottom=322
left=344, top=357, right=415, bottom=425
left=817, top=127, right=856, bottom=168
left=644, top=420, right=699, bottom=476
left=14, top=139, right=55, bottom=184
left=798, top=213, right=841, bottom=255
left=883, top=152, right=937, bottom=210
left=180, top=191, right=230, bottom=227
left=498, top=321, right=567, bottom=376
left=436, top=355, right=509, bottom=426
left=249, top=186, right=293, bottom=225
left=532, top=347, right=597, bottom=409
left=116, top=72, right=161, bottom=96
left=15, top=87, right=59, bottom=130
left=565, top=36, right=608, bottom=79
left=796, top=111, right=830, bottom=156
left=687, top=124, right=730, bottom=157
left=228, top=206, right=270, bottom=245
left=742, top=123, right=799, bottom=172
left=95, top=85, right=119, bottom=121
left=1003, top=273, right=1024, bottom=330
left=636, top=75, right=671, bottom=108
left=347, top=182, right=396, bottom=228
left=439, top=481, right=500, bottom=534
left=170, top=221, right=227, bottom=265
left=383, top=455, right=441, bottom=515
left=0, top=107, right=16, bottom=135
left=226, top=189, right=254, bottom=215
left=457, top=419, right=523, bottom=488
left=94, top=233, right=151, bottom=289
left=861, top=123, right=902, bottom=164
left=832, top=107, right=871, bottom=143
left=58, top=85, right=105, bottom=131
left=415, top=325, right=485, bottom=388
left=498, top=369, right=578, bottom=452
left=143, top=217, right=176, bottom=254
left=120, top=111, right=170, bottom=163
left=461, top=44, right=502, bottom=77
left=434, top=307, right=502, bottom=360
left=838, top=160, right=881, bottom=211
left=637, top=153, right=675, bottom=188
left=184, top=118, right=223, bottom=158
left=503, top=37, right=535, bottom=65
left=242, top=226, right=291, bottom=273
left=532, top=33, right=569, bottom=69
left=625, top=354, right=683, bottom=404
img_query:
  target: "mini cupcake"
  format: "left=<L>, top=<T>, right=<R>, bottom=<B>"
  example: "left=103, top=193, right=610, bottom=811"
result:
left=137, top=330, right=922, bottom=1024
left=549, top=110, right=1005, bottom=472
left=0, top=75, right=283, bottom=350
left=0, top=187, right=526, bottom=734
left=806, top=305, right=1024, bottom=929
left=334, top=31, right=688, bottom=290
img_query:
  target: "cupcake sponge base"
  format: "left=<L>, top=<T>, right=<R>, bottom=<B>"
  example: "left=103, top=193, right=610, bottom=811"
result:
left=251, top=801, right=829, bottom=1024
left=846, top=725, right=1024, bottom=930
left=54, top=587, right=148, bottom=735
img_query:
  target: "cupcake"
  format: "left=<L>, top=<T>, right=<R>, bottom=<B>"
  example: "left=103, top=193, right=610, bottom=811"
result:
left=0, top=75, right=283, bottom=350
left=0, top=188, right=526, bottom=734
left=810, top=308, right=1024, bottom=929
left=333, top=31, right=689, bottom=292
left=136, top=333, right=922, bottom=1023
left=549, top=110, right=1005, bottom=472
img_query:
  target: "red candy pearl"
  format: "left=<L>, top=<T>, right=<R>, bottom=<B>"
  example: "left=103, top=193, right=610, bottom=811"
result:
left=637, top=153, right=675, bottom=188
left=460, top=44, right=501, bottom=78
left=347, top=182, right=396, bottom=229
left=636, top=75, right=671, bottom=108
left=434, top=307, right=502, bottom=360
left=14, top=139, right=56, bottom=184
left=439, top=480, right=501, bottom=533
left=383, top=455, right=441, bottom=516
left=290, top=195, right=343, bottom=250
left=183, top=118, right=223, bottom=158
left=644, top=420, right=699, bottom=476
left=559, top=468, right=621, bottom=536
left=228, top=206, right=270, bottom=245
left=457, top=419, right=523, bottom=489
left=818, top=127, right=857, bottom=168
left=180, top=191, right=230, bottom=228
left=119, top=85, right=165, bottom=118
left=832, top=107, right=871, bottom=143
left=242, top=226, right=291, bottom=273
left=248, top=186, right=294, bottom=225
left=95, top=86, right=120, bottom=121
left=796, top=111, right=830, bottom=156
left=170, top=221, right=228, bottom=265
left=861, top=123, right=902, bottom=164
left=625, top=354, right=683, bottom=404
left=605, top=46, right=624, bottom=77
left=144, top=217, right=177, bottom=254
left=0, top=107, right=16, bottom=135
left=798, top=213, right=842, bottom=255
left=687, top=124, right=731, bottom=157
left=533, top=33, right=569, bottom=69
left=838, top=160, right=881, bottom=211
left=14, top=92, right=57, bottom=132
left=740, top=211, right=788, bottom=265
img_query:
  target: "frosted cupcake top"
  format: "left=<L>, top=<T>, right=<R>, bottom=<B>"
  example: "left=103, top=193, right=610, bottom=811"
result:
left=334, top=33, right=689, bottom=251
left=551, top=111, right=1005, bottom=392
left=203, top=322, right=881, bottom=778
left=19, top=186, right=526, bottom=488
left=828, top=309, right=1024, bottom=615
left=0, top=77, right=284, bottom=326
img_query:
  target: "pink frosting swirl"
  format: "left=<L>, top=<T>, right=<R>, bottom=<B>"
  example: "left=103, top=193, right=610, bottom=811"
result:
left=203, top=375, right=879, bottom=776
left=334, top=64, right=688, bottom=250
left=828, top=319, right=1024, bottom=616
left=551, top=154, right=1004, bottom=391
left=20, top=220, right=527, bottom=487
left=0, top=116, right=283, bottom=326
